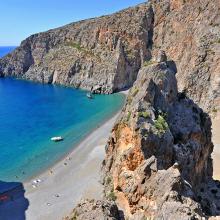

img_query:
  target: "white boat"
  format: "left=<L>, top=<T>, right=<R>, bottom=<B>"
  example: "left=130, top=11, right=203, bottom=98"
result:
left=86, top=93, right=93, bottom=99
left=51, top=136, right=63, bottom=142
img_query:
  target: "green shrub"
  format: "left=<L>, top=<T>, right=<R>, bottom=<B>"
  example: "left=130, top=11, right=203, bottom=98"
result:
left=66, top=41, right=82, bottom=50
left=143, top=60, right=154, bottom=67
left=70, top=211, right=78, bottom=220
left=212, top=107, right=218, bottom=113
left=106, top=176, right=112, bottom=185
left=217, top=39, right=220, bottom=44
left=132, top=87, right=139, bottom=97
left=107, top=191, right=117, bottom=201
left=138, top=111, right=151, bottom=119
left=127, top=96, right=132, bottom=105
left=126, top=111, right=131, bottom=121
left=154, top=115, right=168, bottom=134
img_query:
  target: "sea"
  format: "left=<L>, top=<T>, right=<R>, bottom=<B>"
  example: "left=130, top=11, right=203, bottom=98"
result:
left=0, top=47, right=125, bottom=182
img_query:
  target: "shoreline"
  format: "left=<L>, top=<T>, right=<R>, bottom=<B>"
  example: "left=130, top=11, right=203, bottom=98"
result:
left=22, top=90, right=127, bottom=183
left=23, top=107, right=124, bottom=185
left=0, top=95, right=125, bottom=220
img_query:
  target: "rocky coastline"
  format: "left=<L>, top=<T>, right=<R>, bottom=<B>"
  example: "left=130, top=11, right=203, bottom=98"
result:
left=0, top=0, right=219, bottom=219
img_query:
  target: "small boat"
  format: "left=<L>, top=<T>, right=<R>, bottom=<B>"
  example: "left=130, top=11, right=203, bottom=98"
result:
left=51, top=136, right=63, bottom=142
left=86, top=92, right=93, bottom=99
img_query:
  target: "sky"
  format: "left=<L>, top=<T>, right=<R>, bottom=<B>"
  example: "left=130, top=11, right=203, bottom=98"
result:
left=0, top=0, right=145, bottom=46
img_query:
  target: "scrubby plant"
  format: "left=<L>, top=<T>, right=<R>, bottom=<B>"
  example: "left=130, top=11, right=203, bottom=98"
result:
left=143, top=60, right=154, bottom=67
left=126, top=111, right=131, bottom=121
left=106, top=176, right=112, bottom=185
left=65, top=41, right=101, bottom=61
left=127, top=96, right=132, bottom=105
left=107, top=191, right=117, bottom=201
left=138, top=111, right=151, bottom=119
left=70, top=211, right=78, bottom=220
left=154, top=114, right=168, bottom=134
left=132, top=87, right=139, bottom=97
left=66, top=41, right=82, bottom=50
left=212, top=107, right=218, bottom=113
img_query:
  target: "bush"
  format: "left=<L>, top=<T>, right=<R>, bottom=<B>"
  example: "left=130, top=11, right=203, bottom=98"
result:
left=132, top=87, right=139, bottom=97
left=138, top=111, right=150, bottom=119
left=143, top=60, right=154, bottom=66
left=66, top=41, right=82, bottom=50
left=126, top=111, right=131, bottom=121
left=127, top=96, right=132, bottom=105
left=154, top=115, right=168, bottom=134
left=107, top=191, right=117, bottom=201
left=212, top=107, right=218, bottom=113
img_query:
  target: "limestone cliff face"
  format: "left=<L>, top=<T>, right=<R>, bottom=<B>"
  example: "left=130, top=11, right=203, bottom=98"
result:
left=0, top=3, right=153, bottom=94
left=102, top=60, right=219, bottom=219
left=0, top=0, right=219, bottom=112
left=150, top=0, right=220, bottom=113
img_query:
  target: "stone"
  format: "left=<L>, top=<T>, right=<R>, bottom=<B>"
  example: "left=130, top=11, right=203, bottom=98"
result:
left=156, top=50, right=167, bottom=63
left=63, top=199, right=120, bottom=220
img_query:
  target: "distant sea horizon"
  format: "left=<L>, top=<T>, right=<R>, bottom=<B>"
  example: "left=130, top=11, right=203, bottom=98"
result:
left=0, top=46, right=125, bottom=182
left=0, top=46, right=17, bottom=57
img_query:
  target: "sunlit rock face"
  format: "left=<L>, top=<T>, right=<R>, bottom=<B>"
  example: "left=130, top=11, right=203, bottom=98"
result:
left=103, top=59, right=217, bottom=219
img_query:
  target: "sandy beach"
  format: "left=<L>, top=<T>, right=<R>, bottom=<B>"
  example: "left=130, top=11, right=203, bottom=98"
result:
left=212, top=116, right=220, bottom=181
left=0, top=113, right=120, bottom=220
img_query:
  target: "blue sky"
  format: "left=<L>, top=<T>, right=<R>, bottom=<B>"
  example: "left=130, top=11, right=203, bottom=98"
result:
left=0, top=0, right=144, bottom=46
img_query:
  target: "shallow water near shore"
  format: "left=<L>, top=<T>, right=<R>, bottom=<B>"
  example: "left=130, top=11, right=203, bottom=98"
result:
left=0, top=77, right=124, bottom=182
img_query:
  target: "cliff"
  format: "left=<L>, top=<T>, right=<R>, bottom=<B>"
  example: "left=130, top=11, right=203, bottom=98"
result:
left=0, top=0, right=220, bottom=112
left=65, top=54, right=220, bottom=219
left=0, top=3, right=153, bottom=94
left=102, top=57, right=219, bottom=219
left=151, top=0, right=220, bottom=114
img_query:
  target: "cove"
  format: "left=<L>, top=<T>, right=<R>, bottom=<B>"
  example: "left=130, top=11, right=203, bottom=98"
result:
left=0, top=78, right=124, bottom=182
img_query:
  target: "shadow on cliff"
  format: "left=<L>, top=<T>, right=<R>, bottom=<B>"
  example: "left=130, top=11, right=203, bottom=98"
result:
left=0, top=180, right=29, bottom=220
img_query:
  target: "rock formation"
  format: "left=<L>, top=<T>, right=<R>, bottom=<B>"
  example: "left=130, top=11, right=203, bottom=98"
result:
left=150, top=0, right=220, bottom=114
left=65, top=55, right=220, bottom=219
left=63, top=199, right=120, bottom=220
left=0, top=0, right=219, bottom=112
left=101, top=57, right=220, bottom=219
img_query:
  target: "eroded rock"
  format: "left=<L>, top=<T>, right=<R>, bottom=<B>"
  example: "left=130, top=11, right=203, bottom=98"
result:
left=102, top=59, right=218, bottom=219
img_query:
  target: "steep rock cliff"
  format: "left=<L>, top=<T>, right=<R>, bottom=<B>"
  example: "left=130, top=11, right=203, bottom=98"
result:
left=102, top=58, right=219, bottom=219
left=151, top=0, right=220, bottom=113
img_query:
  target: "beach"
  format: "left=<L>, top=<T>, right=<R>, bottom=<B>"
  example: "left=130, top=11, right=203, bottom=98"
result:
left=0, top=113, right=120, bottom=220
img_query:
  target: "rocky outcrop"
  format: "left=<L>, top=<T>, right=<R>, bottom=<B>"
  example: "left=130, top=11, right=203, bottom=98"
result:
left=64, top=54, right=219, bottom=219
left=63, top=199, right=120, bottom=220
left=0, top=0, right=219, bottom=112
left=102, top=58, right=219, bottom=219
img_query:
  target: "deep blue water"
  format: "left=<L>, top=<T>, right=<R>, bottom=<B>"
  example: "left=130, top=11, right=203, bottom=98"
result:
left=0, top=47, right=125, bottom=182
left=0, top=46, right=16, bottom=57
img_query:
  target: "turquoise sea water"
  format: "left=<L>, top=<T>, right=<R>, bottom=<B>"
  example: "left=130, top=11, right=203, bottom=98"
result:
left=0, top=47, right=125, bottom=182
